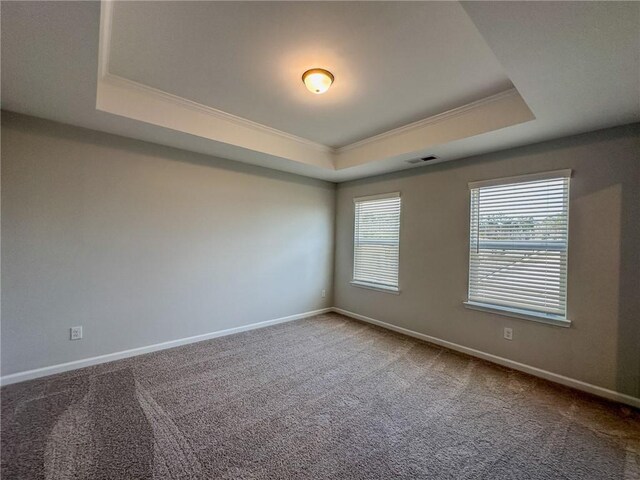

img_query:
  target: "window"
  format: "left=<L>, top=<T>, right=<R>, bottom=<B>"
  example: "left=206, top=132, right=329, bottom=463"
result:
left=352, top=192, right=401, bottom=292
left=465, top=170, right=571, bottom=325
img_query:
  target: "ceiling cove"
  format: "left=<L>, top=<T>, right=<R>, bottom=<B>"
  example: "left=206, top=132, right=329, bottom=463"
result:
left=96, top=1, right=535, bottom=175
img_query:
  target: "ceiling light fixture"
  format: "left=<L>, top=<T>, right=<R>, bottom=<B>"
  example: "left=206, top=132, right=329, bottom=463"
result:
left=302, top=68, right=334, bottom=94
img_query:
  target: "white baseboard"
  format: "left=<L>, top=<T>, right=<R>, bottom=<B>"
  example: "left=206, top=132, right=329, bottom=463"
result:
left=4, top=306, right=638, bottom=409
left=0, top=308, right=332, bottom=386
left=332, top=307, right=640, bottom=409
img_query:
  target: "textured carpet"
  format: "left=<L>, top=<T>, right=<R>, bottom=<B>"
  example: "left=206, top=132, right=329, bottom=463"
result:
left=2, top=313, right=639, bottom=479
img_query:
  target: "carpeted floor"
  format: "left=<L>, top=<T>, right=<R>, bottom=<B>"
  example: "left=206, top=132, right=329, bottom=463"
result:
left=2, top=313, right=639, bottom=479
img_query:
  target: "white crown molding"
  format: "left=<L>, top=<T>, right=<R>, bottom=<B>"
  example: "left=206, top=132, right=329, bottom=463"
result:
left=96, top=73, right=336, bottom=169
left=101, top=73, right=334, bottom=155
left=96, top=0, right=535, bottom=175
left=337, top=89, right=521, bottom=154
left=98, top=0, right=329, bottom=154
left=98, top=0, right=328, bottom=157
left=97, top=1, right=335, bottom=170
left=334, top=88, right=535, bottom=170
left=97, top=0, right=113, bottom=80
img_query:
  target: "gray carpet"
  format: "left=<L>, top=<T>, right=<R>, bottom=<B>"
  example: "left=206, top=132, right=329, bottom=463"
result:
left=2, top=313, right=639, bottom=479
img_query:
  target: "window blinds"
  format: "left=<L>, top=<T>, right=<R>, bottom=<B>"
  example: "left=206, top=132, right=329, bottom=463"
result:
left=468, top=171, right=570, bottom=319
left=353, top=193, right=401, bottom=290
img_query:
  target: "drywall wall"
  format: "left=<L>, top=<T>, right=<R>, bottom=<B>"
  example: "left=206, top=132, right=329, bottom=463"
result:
left=334, top=124, right=640, bottom=398
left=1, top=112, right=335, bottom=376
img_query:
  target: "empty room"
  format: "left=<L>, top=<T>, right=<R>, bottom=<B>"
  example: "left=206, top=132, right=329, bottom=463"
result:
left=1, top=1, right=639, bottom=479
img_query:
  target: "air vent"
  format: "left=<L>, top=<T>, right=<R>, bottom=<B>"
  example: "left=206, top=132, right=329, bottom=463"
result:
left=407, top=155, right=438, bottom=164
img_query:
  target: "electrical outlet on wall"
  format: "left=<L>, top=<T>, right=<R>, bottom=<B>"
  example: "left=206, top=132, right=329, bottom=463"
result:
left=503, top=327, right=513, bottom=341
left=70, top=326, right=83, bottom=340
left=321, top=289, right=326, bottom=298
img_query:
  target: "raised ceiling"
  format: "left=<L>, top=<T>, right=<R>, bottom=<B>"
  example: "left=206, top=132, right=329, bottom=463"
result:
left=109, top=1, right=512, bottom=148
left=2, top=1, right=638, bottom=182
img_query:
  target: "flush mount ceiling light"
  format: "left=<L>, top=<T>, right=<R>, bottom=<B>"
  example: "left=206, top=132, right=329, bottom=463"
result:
left=302, top=68, right=334, bottom=94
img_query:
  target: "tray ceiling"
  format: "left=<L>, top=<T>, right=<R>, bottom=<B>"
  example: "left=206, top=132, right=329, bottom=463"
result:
left=108, top=1, right=513, bottom=148
left=2, top=1, right=638, bottom=182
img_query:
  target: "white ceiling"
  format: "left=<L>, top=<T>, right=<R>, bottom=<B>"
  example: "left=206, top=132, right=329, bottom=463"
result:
left=109, top=1, right=512, bottom=148
left=2, top=1, right=638, bottom=182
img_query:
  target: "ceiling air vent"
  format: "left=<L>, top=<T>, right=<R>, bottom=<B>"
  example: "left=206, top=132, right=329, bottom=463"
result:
left=407, top=155, right=438, bottom=165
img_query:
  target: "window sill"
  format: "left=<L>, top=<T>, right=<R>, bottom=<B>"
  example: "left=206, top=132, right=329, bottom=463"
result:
left=350, top=281, right=400, bottom=295
left=463, top=301, right=571, bottom=328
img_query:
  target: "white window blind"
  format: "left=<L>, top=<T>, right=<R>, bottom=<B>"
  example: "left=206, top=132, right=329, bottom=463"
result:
left=467, top=171, right=570, bottom=320
left=353, top=193, right=401, bottom=291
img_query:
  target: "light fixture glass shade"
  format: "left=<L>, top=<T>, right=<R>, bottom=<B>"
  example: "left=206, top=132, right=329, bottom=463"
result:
left=302, top=69, right=334, bottom=94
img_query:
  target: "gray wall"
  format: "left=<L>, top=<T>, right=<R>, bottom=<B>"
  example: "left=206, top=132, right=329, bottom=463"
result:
left=1, top=112, right=335, bottom=376
left=335, top=124, right=640, bottom=397
left=3, top=111, right=639, bottom=398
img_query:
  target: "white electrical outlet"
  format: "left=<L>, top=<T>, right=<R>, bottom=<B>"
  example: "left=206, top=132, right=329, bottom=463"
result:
left=70, top=326, right=83, bottom=340
left=321, top=289, right=326, bottom=298
left=503, top=327, right=513, bottom=341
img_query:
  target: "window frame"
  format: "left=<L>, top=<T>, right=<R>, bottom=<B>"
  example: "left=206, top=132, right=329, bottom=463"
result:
left=463, top=170, right=572, bottom=327
left=351, top=192, right=402, bottom=294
